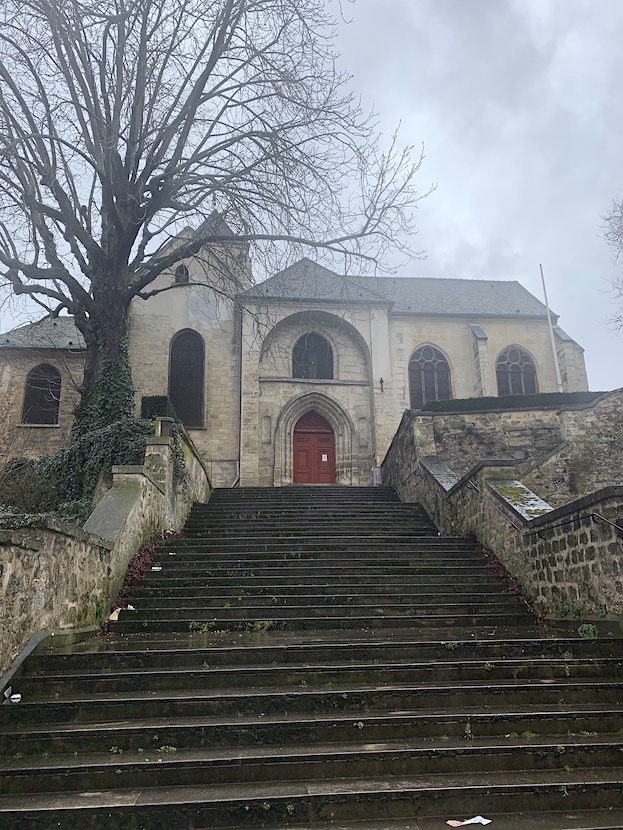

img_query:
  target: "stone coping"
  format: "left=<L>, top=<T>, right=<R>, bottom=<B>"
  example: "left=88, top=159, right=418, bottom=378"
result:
left=421, top=454, right=623, bottom=535
left=527, top=485, right=623, bottom=530
left=488, top=479, right=552, bottom=520
left=0, top=513, right=112, bottom=549
left=419, top=456, right=459, bottom=491
left=415, top=389, right=614, bottom=416
left=112, top=465, right=165, bottom=495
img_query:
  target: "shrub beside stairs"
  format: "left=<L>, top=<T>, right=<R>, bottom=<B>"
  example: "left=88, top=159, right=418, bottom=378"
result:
left=1, top=486, right=623, bottom=829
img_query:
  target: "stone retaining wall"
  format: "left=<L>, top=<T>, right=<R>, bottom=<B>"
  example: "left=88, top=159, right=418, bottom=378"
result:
left=0, top=424, right=211, bottom=677
left=382, top=409, right=623, bottom=620
left=523, top=391, right=623, bottom=506
left=389, top=389, right=623, bottom=508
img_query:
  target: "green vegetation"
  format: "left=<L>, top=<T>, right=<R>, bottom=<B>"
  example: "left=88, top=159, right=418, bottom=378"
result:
left=140, top=396, right=179, bottom=421
left=578, top=623, right=598, bottom=639
left=72, top=341, right=134, bottom=436
left=0, top=417, right=153, bottom=521
left=0, top=349, right=189, bottom=522
left=189, top=621, right=216, bottom=634
left=251, top=620, right=274, bottom=632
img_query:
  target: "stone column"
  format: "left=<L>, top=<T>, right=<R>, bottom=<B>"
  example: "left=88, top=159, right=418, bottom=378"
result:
left=470, top=324, right=494, bottom=397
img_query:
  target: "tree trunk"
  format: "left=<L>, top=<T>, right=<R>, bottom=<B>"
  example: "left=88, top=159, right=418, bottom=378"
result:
left=72, top=293, right=135, bottom=437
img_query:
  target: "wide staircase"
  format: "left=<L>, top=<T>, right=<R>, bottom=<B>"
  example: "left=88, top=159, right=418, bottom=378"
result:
left=1, top=486, right=623, bottom=829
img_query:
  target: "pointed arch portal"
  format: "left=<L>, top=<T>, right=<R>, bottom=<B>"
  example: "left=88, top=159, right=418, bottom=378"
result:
left=293, top=411, right=336, bottom=484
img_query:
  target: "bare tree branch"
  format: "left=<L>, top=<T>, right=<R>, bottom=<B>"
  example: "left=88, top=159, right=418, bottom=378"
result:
left=0, top=0, right=430, bottom=398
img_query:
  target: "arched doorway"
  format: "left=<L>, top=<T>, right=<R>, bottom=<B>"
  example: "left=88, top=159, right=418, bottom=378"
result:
left=293, top=411, right=336, bottom=483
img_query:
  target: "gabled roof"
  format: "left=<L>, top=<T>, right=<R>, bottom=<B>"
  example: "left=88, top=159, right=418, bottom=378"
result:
left=0, top=316, right=86, bottom=350
left=241, top=258, right=553, bottom=319
left=196, top=210, right=237, bottom=239
left=241, top=259, right=388, bottom=305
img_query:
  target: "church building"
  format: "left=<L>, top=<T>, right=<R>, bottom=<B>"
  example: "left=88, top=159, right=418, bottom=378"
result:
left=0, top=225, right=588, bottom=487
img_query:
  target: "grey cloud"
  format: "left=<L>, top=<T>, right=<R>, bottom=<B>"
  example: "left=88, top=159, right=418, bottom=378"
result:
left=337, top=0, right=623, bottom=389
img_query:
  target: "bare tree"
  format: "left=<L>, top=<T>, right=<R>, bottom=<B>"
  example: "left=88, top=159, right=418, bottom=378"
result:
left=602, top=198, right=623, bottom=331
left=0, top=0, right=428, bottom=424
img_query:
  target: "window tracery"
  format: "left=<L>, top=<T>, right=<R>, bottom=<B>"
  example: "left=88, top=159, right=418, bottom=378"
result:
left=292, top=333, right=333, bottom=380
left=408, top=345, right=451, bottom=409
left=496, top=346, right=537, bottom=395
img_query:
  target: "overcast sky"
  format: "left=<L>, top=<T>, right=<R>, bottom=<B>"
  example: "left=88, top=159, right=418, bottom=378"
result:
left=1, top=0, right=621, bottom=392
left=335, top=0, right=623, bottom=390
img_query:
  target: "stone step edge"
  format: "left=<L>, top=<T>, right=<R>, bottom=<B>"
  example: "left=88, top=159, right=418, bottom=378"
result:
left=2, top=768, right=623, bottom=813
left=3, top=704, right=621, bottom=740
left=6, top=677, right=623, bottom=709
left=18, top=655, right=621, bottom=684
left=3, top=734, right=623, bottom=775
left=27, top=634, right=609, bottom=661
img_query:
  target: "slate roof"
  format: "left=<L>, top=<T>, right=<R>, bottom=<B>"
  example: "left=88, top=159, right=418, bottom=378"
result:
left=0, top=316, right=86, bottom=350
left=242, top=259, right=388, bottom=304
left=196, top=210, right=237, bottom=239
left=241, top=258, right=553, bottom=318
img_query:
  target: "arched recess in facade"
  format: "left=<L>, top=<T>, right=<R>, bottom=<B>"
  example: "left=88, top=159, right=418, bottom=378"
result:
left=273, top=391, right=356, bottom=486
left=258, top=309, right=372, bottom=380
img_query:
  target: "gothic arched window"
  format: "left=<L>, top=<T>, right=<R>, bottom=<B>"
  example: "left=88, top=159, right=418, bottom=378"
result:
left=496, top=346, right=538, bottom=396
left=22, top=364, right=61, bottom=424
left=168, top=330, right=204, bottom=427
left=408, top=345, right=451, bottom=409
left=292, top=333, right=333, bottom=380
left=174, top=264, right=190, bottom=284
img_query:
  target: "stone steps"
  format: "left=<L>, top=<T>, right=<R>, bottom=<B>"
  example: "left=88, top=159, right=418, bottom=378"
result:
left=3, top=707, right=621, bottom=758
left=20, top=635, right=620, bottom=671
left=3, top=772, right=623, bottom=828
left=15, top=654, right=623, bottom=697
left=1, top=484, right=622, bottom=829
left=125, top=597, right=518, bottom=612
left=3, top=738, right=623, bottom=796
left=5, top=678, right=623, bottom=729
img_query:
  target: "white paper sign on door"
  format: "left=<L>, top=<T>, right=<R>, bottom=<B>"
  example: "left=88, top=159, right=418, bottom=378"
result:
left=321, top=453, right=328, bottom=462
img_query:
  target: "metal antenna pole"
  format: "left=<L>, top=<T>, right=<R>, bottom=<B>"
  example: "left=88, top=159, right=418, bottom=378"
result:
left=540, top=263, right=563, bottom=392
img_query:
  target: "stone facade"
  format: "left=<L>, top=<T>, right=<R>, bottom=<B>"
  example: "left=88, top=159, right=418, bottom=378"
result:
left=129, top=244, right=247, bottom=487
left=0, top=236, right=588, bottom=486
left=0, top=347, right=83, bottom=463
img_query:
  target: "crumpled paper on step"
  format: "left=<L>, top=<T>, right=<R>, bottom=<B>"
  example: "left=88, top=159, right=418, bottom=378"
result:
left=447, top=818, right=492, bottom=827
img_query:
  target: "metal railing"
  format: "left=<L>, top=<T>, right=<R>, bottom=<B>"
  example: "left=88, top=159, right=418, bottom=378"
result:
left=464, top=478, right=622, bottom=540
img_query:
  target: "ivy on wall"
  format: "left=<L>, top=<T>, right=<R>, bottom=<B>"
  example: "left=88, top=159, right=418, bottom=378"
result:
left=0, top=418, right=153, bottom=519
left=72, top=339, right=135, bottom=438
left=141, top=396, right=179, bottom=421
left=0, top=348, right=193, bottom=524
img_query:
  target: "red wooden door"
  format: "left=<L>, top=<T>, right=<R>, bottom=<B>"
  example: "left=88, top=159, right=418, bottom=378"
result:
left=293, top=412, right=336, bottom=484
